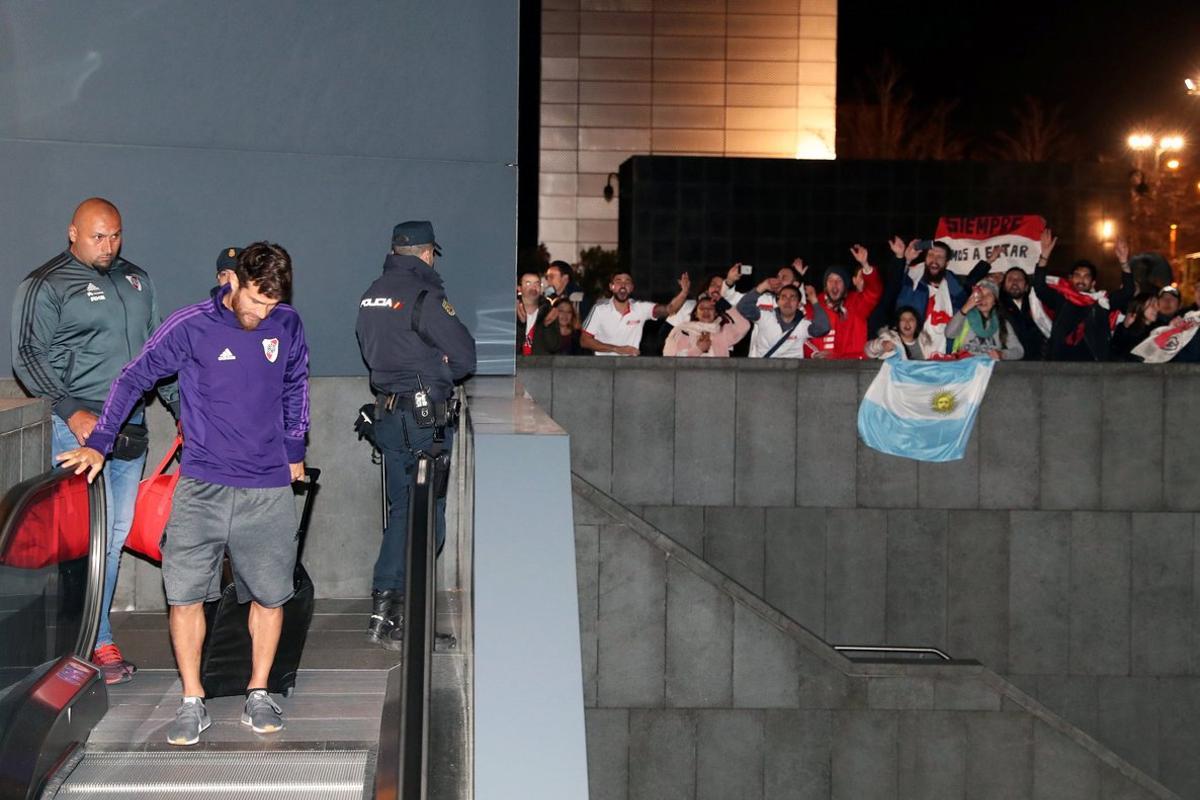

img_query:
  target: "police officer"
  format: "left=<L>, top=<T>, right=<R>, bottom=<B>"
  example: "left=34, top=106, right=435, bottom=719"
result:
left=216, top=246, right=241, bottom=285
left=355, top=220, right=476, bottom=648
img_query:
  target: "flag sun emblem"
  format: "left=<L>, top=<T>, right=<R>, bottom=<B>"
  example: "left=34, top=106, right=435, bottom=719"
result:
left=931, top=389, right=957, bottom=414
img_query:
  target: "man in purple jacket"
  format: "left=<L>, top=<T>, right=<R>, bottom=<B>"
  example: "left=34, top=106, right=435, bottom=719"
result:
left=57, top=242, right=310, bottom=746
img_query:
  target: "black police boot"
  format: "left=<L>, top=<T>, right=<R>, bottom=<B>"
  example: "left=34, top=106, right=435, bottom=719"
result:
left=366, top=589, right=396, bottom=644
left=382, top=606, right=406, bottom=652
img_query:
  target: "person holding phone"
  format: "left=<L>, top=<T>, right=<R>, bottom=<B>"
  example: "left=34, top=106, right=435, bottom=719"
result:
left=516, top=270, right=562, bottom=355
left=663, top=294, right=750, bottom=357
left=878, top=236, right=994, bottom=356
left=946, top=279, right=1024, bottom=360
left=545, top=260, right=590, bottom=329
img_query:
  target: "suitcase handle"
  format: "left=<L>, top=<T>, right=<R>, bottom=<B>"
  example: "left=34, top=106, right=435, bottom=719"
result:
left=294, top=467, right=320, bottom=556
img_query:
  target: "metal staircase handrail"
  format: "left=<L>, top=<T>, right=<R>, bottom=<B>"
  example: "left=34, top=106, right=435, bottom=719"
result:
left=834, top=645, right=952, bottom=660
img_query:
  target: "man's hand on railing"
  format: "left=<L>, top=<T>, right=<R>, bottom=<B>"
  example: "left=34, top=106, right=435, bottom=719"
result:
left=55, top=447, right=105, bottom=483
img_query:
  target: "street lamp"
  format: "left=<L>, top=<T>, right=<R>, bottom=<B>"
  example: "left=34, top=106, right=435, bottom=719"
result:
left=1127, top=131, right=1187, bottom=254
left=1127, top=132, right=1185, bottom=168
left=1160, top=135, right=1185, bottom=153
left=1128, top=133, right=1155, bottom=150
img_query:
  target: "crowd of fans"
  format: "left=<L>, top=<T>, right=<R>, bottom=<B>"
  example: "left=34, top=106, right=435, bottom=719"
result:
left=518, top=231, right=1200, bottom=363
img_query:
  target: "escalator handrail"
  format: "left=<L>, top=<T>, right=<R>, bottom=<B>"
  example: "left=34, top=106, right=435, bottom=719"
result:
left=0, top=467, right=108, bottom=660
left=398, top=452, right=439, bottom=800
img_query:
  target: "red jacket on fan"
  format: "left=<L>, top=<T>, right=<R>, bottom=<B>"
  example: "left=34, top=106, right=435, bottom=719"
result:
left=806, top=266, right=883, bottom=359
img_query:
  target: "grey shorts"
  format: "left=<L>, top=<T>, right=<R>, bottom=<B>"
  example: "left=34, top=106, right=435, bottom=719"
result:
left=161, top=477, right=299, bottom=608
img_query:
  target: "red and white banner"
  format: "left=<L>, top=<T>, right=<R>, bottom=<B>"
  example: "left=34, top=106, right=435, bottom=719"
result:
left=934, top=215, right=1046, bottom=276
left=1133, top=312, right=1200, bottom=363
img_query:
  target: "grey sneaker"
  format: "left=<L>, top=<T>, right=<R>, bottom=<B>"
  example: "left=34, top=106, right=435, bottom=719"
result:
left=166, top=697, right=210, bottom=746
left=241, top=689, right=284, bottom=734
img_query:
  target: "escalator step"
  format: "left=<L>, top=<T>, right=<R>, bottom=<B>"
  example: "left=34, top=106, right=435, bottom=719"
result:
left=57, top=750, right=368, bottom=799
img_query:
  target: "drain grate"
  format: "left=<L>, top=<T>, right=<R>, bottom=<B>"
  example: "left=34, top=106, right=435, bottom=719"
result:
left=58, top=750, right=369, bottom=799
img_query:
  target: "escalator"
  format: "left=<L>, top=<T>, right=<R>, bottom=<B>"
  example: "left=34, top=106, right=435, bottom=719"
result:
left=0, top=470, right=108, bottom=800
left=0, top=448, right=469, bottom=799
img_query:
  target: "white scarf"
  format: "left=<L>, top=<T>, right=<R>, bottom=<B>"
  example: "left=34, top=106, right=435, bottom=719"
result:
left=908, top=266, right=954, bottom=355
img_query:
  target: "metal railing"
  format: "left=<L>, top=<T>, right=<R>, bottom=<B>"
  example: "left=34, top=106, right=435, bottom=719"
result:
left=834, top=645, right=952, bottom=661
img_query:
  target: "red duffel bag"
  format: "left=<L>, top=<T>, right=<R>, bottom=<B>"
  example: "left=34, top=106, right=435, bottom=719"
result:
left=0, top=474, right=91, bottom=569
left=125, top=435, right=182, bottom=562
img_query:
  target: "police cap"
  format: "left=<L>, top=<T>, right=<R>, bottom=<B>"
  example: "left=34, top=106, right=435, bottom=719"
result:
left=391, top=220, right=443, bottom=255
left=216, top=247, right=241, bottom=273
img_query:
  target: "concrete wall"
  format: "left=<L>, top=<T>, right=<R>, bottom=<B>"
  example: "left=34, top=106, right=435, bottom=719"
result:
left=520, top=357, right=1200, bottom=797
left=572, top=477, right=1173, bottom=799
left=0, top=396, right=49, bottom=498
left=539, top=0, right=838, bottom=261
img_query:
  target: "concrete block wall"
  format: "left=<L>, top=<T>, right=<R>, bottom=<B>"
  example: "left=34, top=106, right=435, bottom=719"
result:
left=572, top=477, right=1173, bottom=799
left=520, top=357, right=1200, bottom=797
left=539, top=0, right=838, bottom=262
left=0, top=395, right=50, bottom=498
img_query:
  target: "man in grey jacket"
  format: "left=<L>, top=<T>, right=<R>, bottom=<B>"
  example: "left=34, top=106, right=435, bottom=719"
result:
left=11, top=197, right=178, bottom=684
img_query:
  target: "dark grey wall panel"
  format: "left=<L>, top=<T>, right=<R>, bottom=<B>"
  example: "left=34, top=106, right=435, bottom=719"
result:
left=0, top=3, right=514, bottom=163
left=0, top=1, right=518, bottom=377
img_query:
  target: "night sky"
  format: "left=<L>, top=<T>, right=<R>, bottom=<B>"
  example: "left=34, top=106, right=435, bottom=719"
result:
left=836, top=0, right=1200, bottom=159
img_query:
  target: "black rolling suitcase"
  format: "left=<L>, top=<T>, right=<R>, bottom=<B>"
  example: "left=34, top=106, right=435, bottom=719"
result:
left=198, top=467, right=320, bottom=698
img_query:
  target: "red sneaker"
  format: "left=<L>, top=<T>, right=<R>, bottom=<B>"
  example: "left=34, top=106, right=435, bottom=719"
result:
left=93, top=643, right=136, bottom=685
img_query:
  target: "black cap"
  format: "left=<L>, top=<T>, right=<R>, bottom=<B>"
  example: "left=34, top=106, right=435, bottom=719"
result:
left=391, top=220, right=442, bottom=255
left=216, top=247, right=241, bottom=273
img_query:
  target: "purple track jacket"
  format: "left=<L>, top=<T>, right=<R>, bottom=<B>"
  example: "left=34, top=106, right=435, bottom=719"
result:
left=87, top=286, right=309, bottom=488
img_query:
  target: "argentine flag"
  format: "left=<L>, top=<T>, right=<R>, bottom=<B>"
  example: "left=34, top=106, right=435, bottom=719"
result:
left=857, top=357, right=994, bottom=462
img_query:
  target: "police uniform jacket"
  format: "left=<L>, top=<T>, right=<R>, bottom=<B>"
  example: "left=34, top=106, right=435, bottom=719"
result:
left=356, top=254, right=476, bottom=402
